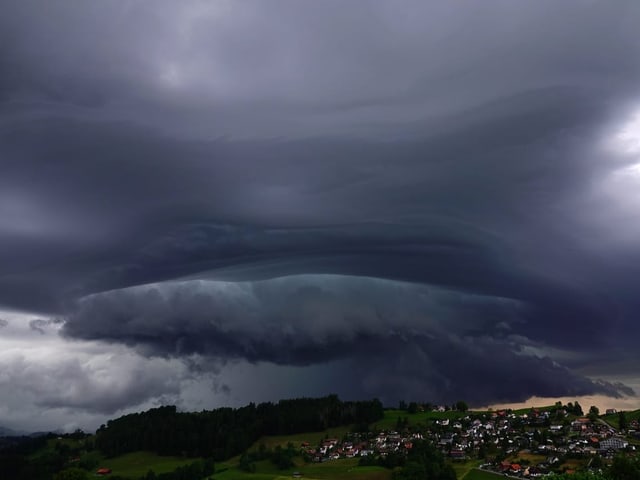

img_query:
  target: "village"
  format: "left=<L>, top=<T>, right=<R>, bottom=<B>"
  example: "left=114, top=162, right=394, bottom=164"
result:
left=299, top=405, right=640, bottom=477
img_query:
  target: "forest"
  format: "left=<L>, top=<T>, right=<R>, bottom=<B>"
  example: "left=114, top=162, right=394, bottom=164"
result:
left=95, top=395, right=384, bottom=459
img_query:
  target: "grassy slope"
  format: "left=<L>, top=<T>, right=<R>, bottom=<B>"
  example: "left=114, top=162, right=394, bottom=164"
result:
left=463, top=469, right=507, bottom=480
left=450, top=460, right=483, bottom=479
left=213, top=458, right=390, bottom=480
left=253, top=425, right=353, bottom=450
left=101, top=451, right=198, bottom=478
left=100, top=409, right=475, bottom=479
left=372, top=409, right=467, bottom=431
left=601, top=409, right=640, bottom=430
left=511, top=405, right=556, bottom=415
left=253, top=407, right=469, bottom=451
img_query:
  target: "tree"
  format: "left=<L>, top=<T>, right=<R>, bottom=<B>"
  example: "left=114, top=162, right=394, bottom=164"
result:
left=573, top=401, right=584, bottom=416
left=588, top=405, right=600, bottom=422
left=144, top=470, right=157, bottom=480
left=609, top=454, right=640, bottom=480
left=395, top=416, right=404, bottom=431
left=455, top=400, right=469, bottom=412
left=78, top=451, right=101, bottom=471
left=618, top=411, right=628, bottom=431
left=392, top=440, right=455, bottom=480
left=238, top=451, right=255, bottom=472
left=477, top=444, right=487, bottom=460
left=591, top=454, right=603, bottom=469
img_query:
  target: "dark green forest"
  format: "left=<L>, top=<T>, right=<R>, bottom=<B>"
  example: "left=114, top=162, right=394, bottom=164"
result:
left=95, top=395, right=383, bottom=458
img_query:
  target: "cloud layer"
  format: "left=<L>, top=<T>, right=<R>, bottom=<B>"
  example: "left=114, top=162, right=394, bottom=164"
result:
left=2, top=0, right=640, bottom=430
left=61, top=276, right=631, bottom=407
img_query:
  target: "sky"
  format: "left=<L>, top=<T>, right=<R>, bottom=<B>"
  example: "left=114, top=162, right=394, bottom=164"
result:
left=2, top=0, right=640, bottom=433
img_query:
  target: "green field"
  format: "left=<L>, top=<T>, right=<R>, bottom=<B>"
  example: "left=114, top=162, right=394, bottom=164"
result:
left=511, top=405, right=556, bottom=415
left=100, top=451, right=199, bottom=478
left=253, top=408, right=469, bottom=449
left=449, top=459, right=482, bottom=479
left=601, top=409, right=640, bottom=430
left=212, top=458, right=390, bottom=480
left=462, top=468, right=507, bottom=480
left=253, top=425, right=353, bottom=450
left=372, top=409, right=467, bottom=431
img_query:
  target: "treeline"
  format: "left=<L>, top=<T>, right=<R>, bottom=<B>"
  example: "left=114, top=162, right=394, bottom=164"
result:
left=95, top=395, right=383, bottom=459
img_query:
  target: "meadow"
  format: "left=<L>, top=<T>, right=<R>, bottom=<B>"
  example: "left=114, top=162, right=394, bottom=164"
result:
left=102, top=451, right=199, bottom=478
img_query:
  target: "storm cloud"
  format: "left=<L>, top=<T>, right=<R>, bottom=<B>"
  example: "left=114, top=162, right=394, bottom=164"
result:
left=62, top=276, right=629, bottom=406
left=2, top=0, right=640, bottom=430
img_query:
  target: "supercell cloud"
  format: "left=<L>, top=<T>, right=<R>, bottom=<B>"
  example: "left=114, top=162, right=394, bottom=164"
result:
left=2, top=0, right=640, bottom=430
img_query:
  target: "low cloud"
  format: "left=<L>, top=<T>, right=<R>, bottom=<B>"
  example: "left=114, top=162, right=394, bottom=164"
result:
left=0, top=313, right=220, bottom=432
left=1, top=347, right=182, bottom=415
left=29, top=318, right=53, bottom=335
left=62, top=276, right=632, bottom=406
left=63, top=276, right=524, bottom=364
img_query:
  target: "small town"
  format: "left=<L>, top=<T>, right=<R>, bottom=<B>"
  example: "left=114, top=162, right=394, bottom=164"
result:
left=297, top=402, right=640, bottom=478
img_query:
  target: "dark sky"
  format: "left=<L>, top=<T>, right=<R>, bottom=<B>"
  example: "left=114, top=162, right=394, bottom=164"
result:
left=2, top=0, right=640, bottom=432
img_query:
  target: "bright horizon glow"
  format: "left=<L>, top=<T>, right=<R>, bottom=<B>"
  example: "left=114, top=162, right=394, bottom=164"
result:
left=608, top=107, right=640, bottom=156
left=599, top=107, right=640, bottom=221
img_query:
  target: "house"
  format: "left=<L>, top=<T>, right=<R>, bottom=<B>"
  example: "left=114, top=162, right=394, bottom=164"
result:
left=449, top=449, right=465, bottom=459
left=600, top=437, right=628, bottom=451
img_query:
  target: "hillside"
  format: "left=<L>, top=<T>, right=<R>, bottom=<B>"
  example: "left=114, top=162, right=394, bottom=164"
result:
left=4, top=400, right=640, bottom=480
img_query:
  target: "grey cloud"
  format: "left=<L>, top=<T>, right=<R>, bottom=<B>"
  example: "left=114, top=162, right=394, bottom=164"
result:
left=348, top=336, right=632, bottom=406
left=29, top=318, right=52, bottom=335
left=2, top=0, right=640, bottom=423
left=32, top=362, right=182, bottom=415
left=0, top=318, right=8, bottom=328
left=0, top=341, right=191, bottom=418
left=2, top=1, right=639, bottom=130
left=0, top=93, right=623, bottom=322
left=212, top=380, right=231, bottom=397
left=62, top=276, right=632, bottom=405
left=61, top=276, right=527, bottom=363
